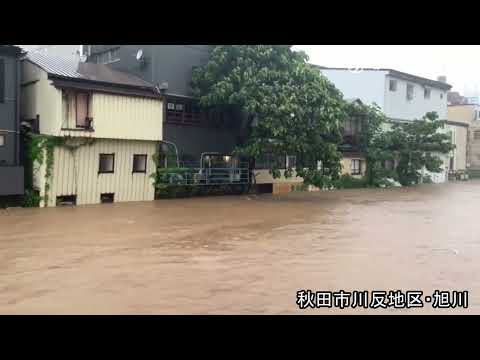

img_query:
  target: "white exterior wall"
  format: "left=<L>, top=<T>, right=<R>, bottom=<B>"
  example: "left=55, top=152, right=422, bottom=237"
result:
left=319, top=69, right=387, bottom=109
left=383, top=75, right=448, bottom=121
left=37, top=139, right=157, bottom=207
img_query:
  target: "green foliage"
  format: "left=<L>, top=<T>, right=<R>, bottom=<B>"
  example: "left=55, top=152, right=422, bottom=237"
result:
left=334, top=174, right=367, bottom=189
left=191, top=45, right=346, bottom=188
left=23, top=189, right=42, bottom=208
left=344, top=101, right=388, bottom=187
left=383, top=112, right=455, bottom=186
left=152, top=167, right=197, bottom=188
left=24, top=134, right=95, bottom=207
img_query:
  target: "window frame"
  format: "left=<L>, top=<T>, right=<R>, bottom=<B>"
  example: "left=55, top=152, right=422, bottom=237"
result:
left=75, top=92, right=91, bottom=128
left=474, top=130, right=480, bottom=140
left=389, top=79, right=397, bottom=92
left=351, top=159, right=362, bottom=175
left=0, top=133, right=5, bottom=147
left=165, top=97, right=203, bottom=125
left=98, top=153, right=115, bottom=174
left=406, top=83, right=414, bottom=101
left=424, top=87, right=431, bottom=99
left=132, top=154, right=148, bottom=173
left=286, top=155, right=297, bottom=169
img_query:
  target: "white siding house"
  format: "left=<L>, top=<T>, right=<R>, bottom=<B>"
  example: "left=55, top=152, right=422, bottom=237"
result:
left=318, top=67, right=452, bottom=183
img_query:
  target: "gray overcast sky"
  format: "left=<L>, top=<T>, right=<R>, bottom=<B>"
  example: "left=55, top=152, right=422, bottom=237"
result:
left=294, top=45, right=480, bottom=96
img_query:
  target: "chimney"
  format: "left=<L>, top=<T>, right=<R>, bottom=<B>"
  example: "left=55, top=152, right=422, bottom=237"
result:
left=437, top=75, right=447, bottom=83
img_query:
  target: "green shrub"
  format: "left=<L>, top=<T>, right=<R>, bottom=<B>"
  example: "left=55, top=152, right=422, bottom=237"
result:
left=334, top=174, right=367, bottom=189
left=23, top=189, right=42, bottom=207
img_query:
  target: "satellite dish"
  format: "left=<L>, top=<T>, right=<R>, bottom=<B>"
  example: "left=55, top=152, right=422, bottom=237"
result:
left=136, top=49, right=144, bottom=61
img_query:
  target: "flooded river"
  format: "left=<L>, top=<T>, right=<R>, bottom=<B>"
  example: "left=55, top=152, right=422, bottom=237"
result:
left=1, top=181, right=479, bottom=314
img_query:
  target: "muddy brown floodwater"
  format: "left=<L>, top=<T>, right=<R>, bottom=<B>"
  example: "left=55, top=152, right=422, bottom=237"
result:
left=1, top=181, right=480, bottom=314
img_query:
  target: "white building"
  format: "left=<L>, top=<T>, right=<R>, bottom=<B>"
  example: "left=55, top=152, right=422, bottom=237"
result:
left=317, top=66, right=453, bottom=183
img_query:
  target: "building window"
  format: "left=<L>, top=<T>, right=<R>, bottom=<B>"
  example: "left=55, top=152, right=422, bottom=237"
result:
left=99, top=153, right=115, bottom=173
left=0, top=133, right=5, bottom=147
left=0, top=59, right=4, bottom=103
left=424, top=88, right=431, bottom=99
left=440, top=93, right=444, bottom=99
left=406, top=84, right=414, bottom=101
left=132, top=154, right=147, bottom=173
left=286, top=155, right=296, bottom=169
left=474, top=130, right=480, bottom=140
left=76, top=93, right=91, bottom=128
left=166, top=97, right=202, bottom=125
left=384, top=159, right=394, bottom=170
left=100, top=193, right=115, bottom=203
left=389, top=79, right=397, bottom=92
left=94, top=48, right=120, bottom=64
left=351, top=159, right=361, bottom=175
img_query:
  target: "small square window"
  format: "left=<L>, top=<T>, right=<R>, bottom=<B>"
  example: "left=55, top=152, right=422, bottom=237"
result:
left=424, top=88, right=431, bottom=99
left=389, top=79, right=397, bottom=92
left=474, top=130, right=480, bottom=140
left=133, top=154, right=147, bottom=173
left=0, top=134, right=5, bottom=147
left=351, top=159, right=361, bottom=175
left=167, top=103, right=175, bottom=110
left=406, top=84, right=414, bottom=101
left=440, top=93, right=444, bottom=99
left=99, top=153, right=115, bottom=173
left=175, top=103, right=184, bottom=111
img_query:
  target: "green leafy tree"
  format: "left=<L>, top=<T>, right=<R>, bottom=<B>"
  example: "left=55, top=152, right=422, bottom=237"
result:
left=191, top=45, right=346, bottom=187
left=343, top=100, right=389, bottom=186
left=384, top=111, right=455, bottom=186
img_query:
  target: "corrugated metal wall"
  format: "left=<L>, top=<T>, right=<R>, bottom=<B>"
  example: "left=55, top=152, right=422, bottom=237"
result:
left=43, top=138, right=157, bottom=206
left=91, top=93, right=162, bottom=141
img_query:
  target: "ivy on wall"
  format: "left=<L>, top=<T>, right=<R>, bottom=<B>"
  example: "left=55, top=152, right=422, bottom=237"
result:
left=25, top=134, right=95, bottom=207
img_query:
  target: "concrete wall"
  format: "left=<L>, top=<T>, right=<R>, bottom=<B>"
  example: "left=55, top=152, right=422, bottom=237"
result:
left=0, top=48, right=23, bottom=195
left=319, top=69, right=387, bottom=109
left=384, top=75, right=448, bottom=120
left=453, top=125, right=468, bottom=170
left=164, top=123, right=237, bottom=162
left=448, top=105, right=479, bottom=169
left=87, top=45, right=210, bottom=96
left=36, top=138, right=157, bottom=207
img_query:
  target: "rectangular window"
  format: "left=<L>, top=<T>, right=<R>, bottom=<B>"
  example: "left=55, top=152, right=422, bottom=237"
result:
left=76, top=93, right=90, bottom=128
left=166, top=97, right=202, bottom=125
left=384, top=159, right=394, bottom=170
left=99, top=153, right=115, bottom=173
left=100, top=193, right=115, bottom=203
left=424, top=88, right=431, bottom=99
left=0, top=59, right=4, bottom=103
left=286, top=155, right=296, bottom=169
left=132, top=154, right=147, bottom=173
left=406, top=84, right=414, bottom=101
left=0, top=133, right=5, bottom=147
left=389, top=79, right=397, bottom=92
left=351, top=159, right=361, bottom=175
left=474, top=130, right=480, bottom=140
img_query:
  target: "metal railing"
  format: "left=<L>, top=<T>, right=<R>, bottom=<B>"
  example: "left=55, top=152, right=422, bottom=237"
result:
left=159, top=162, right=250, bottom=186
